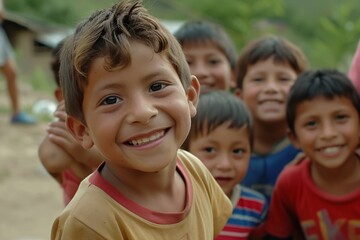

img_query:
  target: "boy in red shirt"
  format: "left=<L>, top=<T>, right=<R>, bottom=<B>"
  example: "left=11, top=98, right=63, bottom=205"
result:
left=264, top=69, right=360, bottom=239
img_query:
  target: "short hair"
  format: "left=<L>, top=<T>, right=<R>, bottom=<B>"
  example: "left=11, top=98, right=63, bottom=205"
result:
left=182, top=90, right=253, bottom=150
left=60, top=0, right=191, bottom=123
left=286, top=69, right=360, bottom=135
left=51, top=37, right=68, bottom=87
left=173, top=20, right=238, bottom=70
left=236, top=35, right=308, bottom=89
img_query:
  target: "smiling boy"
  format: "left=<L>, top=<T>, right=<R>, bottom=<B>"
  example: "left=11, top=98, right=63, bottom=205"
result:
left=174, top=20, right=237, bottom=93
left=235, top=35, right=308, bottom=202
left=182, top=91, right=268, bottom=239
left=51, top=1, right=232, bottom=239
left=264, top=69, right=360, bottom=239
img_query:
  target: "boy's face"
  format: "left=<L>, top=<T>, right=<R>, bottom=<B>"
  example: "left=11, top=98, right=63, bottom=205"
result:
left=289, top=96, right=360, bottom=170
left=68, top=41, right=200, bottom=173
left=188, top=123, right=251, bottom=197
left=239, top=57, right=297, bottom=124
left=181, top=42, right=235, bottom=93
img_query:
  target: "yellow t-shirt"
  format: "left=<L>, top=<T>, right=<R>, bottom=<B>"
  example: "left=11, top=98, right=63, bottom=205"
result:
left=51, top=149, right=232, bottom=240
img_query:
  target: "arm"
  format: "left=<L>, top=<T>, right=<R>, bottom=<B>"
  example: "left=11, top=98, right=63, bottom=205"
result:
left=38, top=127, right=74, bottom=184
left=46, top=120, right=101, bottom=178
left=47, top=101, right=102, bottom=177
left=38, top=101, right=102, bottom=183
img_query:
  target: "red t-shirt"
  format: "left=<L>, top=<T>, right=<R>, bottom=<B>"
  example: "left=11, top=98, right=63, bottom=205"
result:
left=62, top=169, right=81, bottom=206
left=265, top=158, right=360, bottom=239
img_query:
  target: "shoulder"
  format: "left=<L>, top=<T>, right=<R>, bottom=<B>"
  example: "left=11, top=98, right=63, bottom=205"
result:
left=65, top=176, right=109, bottom=215
left=177, top=149, right=219, bottom=193
left=53, top=176, right=126, bottom=238
left=177, top=150, right=233, bottom=236
left=275, top=158, right=309, bottom=192
left=177, top=149, right=210, bottom=177
left=281, top=157, right=308, bottom=177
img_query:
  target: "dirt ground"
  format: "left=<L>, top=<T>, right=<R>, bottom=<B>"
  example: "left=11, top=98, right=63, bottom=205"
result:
left=0, top=84, right=64, bottom=240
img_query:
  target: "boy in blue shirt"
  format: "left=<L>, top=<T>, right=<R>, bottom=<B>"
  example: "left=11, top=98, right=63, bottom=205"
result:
left=235, top=35, right=308, bottom=202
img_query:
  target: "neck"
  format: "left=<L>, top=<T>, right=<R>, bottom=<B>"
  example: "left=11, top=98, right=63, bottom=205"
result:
left=101, top=160, right=185, bottom=212
left=252, top=120, right=288, bottom=155
left=311, top=154, right=360, bottom=195
left=102, top=161, right=176, bottom=195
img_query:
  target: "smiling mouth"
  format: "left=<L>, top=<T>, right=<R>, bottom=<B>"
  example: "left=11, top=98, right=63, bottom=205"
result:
left=319, top=145, right=342, bottom=154
left=126, top=129, right=167, bottom=146
left=215, top=177, right=232, bottom=181
left=260, top=99, right=282, bottom=104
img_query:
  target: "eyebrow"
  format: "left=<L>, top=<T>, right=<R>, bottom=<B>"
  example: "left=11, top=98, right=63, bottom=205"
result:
left=96, top=70, right=175, bottom=92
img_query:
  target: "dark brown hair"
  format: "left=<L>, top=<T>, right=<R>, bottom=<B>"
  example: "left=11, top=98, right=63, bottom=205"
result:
left=236, top=35, right=308, bottom=89
left=60, top=0, right=191, bottom=123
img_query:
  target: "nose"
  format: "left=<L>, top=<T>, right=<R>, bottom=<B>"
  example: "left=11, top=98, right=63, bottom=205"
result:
left=320, top=120, right=337, bottom=140
left=216, top=153, right=232, bottom=170
left=126, top=95, right=158, bottom=124
left=191, top=61, right=210, bottom=81
left=263, top=78, right=280, bottom=93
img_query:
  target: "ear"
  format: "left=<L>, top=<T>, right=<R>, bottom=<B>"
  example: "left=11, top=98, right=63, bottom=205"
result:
left=54, top=88, right=63, bottom=102
left=66, top=116, right=94, bottom=149
left=187, top=75, right=200, bottom=118
left=287, top=129, right=301, bottom=149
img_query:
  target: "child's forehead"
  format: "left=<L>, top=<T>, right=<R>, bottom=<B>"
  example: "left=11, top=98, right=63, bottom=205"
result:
left=246, top=57, right=296, bottom=74
left=296, top=95, right=356, bottom=114
left=182, top=40, right=222, bottom=51
left=199, top=121, right=249, bottom=135
left=87, top=47, right=176, bottom=82
left=250, top=56, right=291, bottom=66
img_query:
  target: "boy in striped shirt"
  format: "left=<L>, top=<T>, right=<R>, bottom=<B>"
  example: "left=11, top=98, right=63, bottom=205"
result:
left=182, top=90, right=268, bottom=239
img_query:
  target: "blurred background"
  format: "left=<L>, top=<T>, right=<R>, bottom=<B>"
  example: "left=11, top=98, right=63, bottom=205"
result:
left=0, top=0, right=359, bottom=239
left=4, top=0, right=360, bottom=97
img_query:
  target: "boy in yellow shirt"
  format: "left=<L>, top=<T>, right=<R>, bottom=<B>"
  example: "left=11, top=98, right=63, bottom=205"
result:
left=51, top=1, right=232, bottom=239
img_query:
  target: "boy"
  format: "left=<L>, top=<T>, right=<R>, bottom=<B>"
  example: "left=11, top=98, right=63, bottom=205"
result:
left=38, top=38, right=103, bottom=206
left=182, top=91, right=268, bottom=240
left=235, top=35, right=308, bottom=201
left=51, top=1, right=232, bottom=239
left=174, top=20, right=237, bottom=93
left=264, top=69, right=360, bottom=239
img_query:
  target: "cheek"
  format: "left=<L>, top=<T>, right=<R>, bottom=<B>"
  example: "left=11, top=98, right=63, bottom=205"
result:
left=241, top=90, right=258, bottom=110
left=242, top=83, right=260, bottom=98
left=296, top=132, right=316, bottom=149
left=235, top=160, right=250, bottom=173
left=214, top=67, right=231, bottom=80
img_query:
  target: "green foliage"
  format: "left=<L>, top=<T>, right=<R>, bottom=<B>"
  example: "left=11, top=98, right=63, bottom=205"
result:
left=5, top=0, right=360, bottom=71
left=310, top=2, right=360, bottom=69
left=148, top=0, right=284, bottom=51
left=5, top=0, right=116, bottom=25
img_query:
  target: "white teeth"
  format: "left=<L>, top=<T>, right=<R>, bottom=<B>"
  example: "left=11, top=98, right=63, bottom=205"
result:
left=129, top=131, right=164, bottom=146
left=323, top=146, right=340, bottom=154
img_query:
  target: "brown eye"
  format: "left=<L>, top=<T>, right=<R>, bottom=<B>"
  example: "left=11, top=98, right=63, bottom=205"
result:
left=102, top=96, right=120, bottom=105
left=150, top=83, right=167, bottom=92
